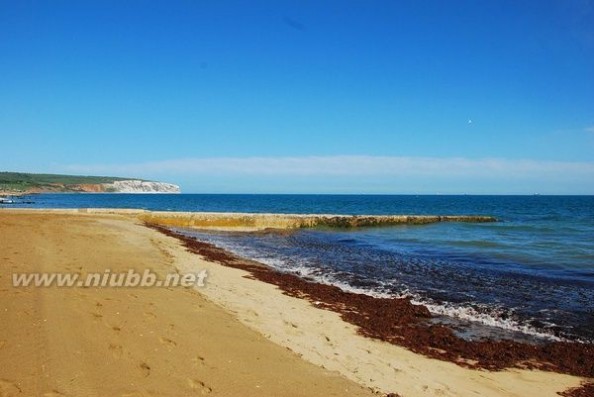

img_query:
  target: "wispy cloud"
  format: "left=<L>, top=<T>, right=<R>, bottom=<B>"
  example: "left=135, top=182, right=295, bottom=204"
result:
left=585, top=126, right=594, bottom=133
left=64, top=156, right=594, bottom=179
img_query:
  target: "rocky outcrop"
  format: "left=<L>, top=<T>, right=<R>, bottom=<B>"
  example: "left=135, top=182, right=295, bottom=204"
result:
left=102, top=180, right=180, bottom=193
left=77, top=184, right=105, bottom=193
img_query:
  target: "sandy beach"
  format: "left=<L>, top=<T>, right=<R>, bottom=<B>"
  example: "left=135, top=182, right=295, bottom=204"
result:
left=0, top=210, right=590, bottom=396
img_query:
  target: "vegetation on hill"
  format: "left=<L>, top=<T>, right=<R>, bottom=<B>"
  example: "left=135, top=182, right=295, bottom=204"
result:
left=0, top=172, right=138, bottom=193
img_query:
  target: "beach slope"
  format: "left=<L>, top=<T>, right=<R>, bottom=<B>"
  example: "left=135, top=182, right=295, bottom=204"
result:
left=0, top=212, right=371, bottom=397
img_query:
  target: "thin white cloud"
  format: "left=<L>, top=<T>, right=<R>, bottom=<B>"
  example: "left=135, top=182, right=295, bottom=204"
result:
left=63, top=156, right=594, bottom=180
left=585, top=126, right=594, bottom=133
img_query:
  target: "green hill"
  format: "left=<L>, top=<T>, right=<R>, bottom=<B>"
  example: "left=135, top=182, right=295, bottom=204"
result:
left=0, top=172, right=139, bottom=193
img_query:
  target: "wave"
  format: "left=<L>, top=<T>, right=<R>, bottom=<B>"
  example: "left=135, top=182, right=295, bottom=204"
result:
left=174, top=227, right=593, bottom=344
left=214, top=242, right=576, bottom=343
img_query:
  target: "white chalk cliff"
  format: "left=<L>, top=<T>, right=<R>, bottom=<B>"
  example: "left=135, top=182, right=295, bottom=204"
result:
left=103, top=180, right=181, bottom=193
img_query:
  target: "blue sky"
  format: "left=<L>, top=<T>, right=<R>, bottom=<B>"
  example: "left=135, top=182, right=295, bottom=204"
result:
left=1, top=1, right=593, bottom=193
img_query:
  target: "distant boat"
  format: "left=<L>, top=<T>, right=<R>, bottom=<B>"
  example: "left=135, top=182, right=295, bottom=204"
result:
left=0, top=197, right=15, bottom=204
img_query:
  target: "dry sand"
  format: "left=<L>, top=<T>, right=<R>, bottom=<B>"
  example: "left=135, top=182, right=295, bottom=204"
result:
left=0, top=210, right=588, bottom=396
left=0, top=211, right=372, bottom=397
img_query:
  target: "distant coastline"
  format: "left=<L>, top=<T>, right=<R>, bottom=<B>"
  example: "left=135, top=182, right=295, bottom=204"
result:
left=0, top=172, right=180, bottom=195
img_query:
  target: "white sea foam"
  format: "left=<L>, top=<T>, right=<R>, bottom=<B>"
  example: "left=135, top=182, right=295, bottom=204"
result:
left=413, top=300, right=566, bottom=342
left=238, top=253, right=571, bottom=341
left=173, top=228, right=579, bottom=343
left=311, top=273, right=571, bottom=342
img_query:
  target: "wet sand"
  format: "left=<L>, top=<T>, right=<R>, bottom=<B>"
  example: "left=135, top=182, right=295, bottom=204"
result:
left=0, top=210, right=590, bottom=396
left=153, top=226, right=594, bottom=377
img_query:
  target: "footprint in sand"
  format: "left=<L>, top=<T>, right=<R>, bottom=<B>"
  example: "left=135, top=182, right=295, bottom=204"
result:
left=139, top=362, right=151, bottom=377
left=143, top=312, right=157, bottom=320
left=43, top=390, right=67, bottom=397
left=121, top=392, right=155, bottom=397
left=323, top=335, right=335, bottom=346
left=187, top=379, right=212, bottom=395
left=191, top=355, right=206, bottom=368
left=91, top=312, right=103, bottom=320
left=159, top=337, right=177, bottom=348
left=0, top=380, right=21, bottom=397
left=109, top=343, right=123, bottom=359
left=0, top=341, right=6, bottom=350
left=247, top=309, right=259, bottom=317
left=282, top=320, right=303, bottom=337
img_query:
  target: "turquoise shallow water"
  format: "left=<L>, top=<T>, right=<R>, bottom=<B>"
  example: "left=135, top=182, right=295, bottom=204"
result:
left=6, top=193, right=594, bottom=341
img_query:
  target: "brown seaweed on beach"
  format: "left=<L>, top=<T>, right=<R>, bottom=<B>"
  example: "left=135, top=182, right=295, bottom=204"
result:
left=148, top=224, right=594, bottom=380
left=557, top=382, right=594, bottom=397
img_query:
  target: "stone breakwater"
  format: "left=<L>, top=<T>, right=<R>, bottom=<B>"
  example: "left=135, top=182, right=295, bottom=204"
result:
left=2, top=209, right=496, bottom=229
left=136, top=211, right=497, bottom=229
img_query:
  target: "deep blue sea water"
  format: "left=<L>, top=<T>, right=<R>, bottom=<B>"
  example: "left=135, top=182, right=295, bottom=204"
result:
left=5, top=193, right=594, bottom=342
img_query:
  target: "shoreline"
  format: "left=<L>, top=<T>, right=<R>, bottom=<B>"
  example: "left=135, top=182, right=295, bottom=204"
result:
left=152, top=224, right=594, bottom=378
left=1, top=210, right=591, bottom=396
left=145, top=217, right=591, bottom=396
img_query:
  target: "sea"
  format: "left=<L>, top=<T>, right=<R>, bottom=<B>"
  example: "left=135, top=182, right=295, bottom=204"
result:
left=5, top=193, right=593, bottom=343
